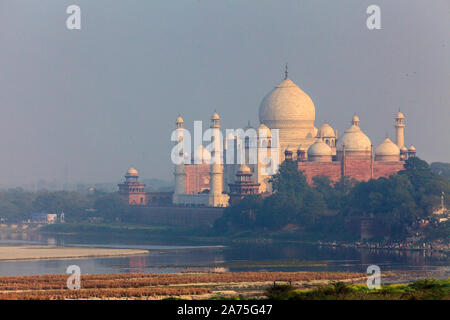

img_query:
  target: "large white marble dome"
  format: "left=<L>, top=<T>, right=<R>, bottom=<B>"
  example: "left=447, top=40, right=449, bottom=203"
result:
left=259, top=77, right=315, bottom=129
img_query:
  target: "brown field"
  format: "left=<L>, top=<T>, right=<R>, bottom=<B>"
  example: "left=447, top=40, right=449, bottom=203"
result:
left=0, top=271, right=366, bottom=300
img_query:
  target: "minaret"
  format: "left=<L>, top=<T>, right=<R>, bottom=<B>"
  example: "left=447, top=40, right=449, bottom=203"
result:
left=173, top=116, right=186, bottom=203
left=257, top=123, right=272, bottom=193
left=210, top=112, right=222, bottom=196
left=209, top=112, right=228, bottom=206
left=395, top=110, right=405, bottom=149
left=118, top=167, right=147, bottom=205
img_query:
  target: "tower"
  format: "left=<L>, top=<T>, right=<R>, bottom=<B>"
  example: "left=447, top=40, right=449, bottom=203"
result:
left=209, top=112, right=223, bottom=199
left=395, top=110, right=405, bottom=149
left=173, top=116, right=186, bottom=204
left=208, top=112, right=229, bottom=207
left=228, top=164, right=260, bottom=205
left=256, top=123, right=272, bottom=193
left=118, top=167, right=147, bottom=205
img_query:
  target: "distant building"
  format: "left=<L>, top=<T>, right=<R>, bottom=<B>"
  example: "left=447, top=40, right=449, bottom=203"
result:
left=433, top=192, right=448, bottom=222
left=172, top=68, right=416, bottom=207
left=172, top=114, right=230, bottom=207
left=31, top=213, right=58, bottom=224
left=228, top=164, right=260, bottom=205
left=118, top=167, right=147, bottom=205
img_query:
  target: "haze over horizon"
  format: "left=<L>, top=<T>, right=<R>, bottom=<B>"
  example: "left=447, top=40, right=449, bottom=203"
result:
left=0, top=0, right=449, bottom=188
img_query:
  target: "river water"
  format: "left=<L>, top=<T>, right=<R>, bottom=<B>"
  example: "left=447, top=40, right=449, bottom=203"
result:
left=0, top=233, right=448, bottom=279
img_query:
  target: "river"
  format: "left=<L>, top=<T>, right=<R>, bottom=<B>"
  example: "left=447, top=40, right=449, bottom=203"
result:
left=0, top=232, right=448, bottom=279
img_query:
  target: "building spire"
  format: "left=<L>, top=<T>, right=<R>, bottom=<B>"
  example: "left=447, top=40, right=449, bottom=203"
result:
left=284, top=63, right=289, bottom=80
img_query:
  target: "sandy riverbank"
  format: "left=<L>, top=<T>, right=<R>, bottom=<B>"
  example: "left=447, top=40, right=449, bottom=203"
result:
left=0, top=246, right=149, bottom=261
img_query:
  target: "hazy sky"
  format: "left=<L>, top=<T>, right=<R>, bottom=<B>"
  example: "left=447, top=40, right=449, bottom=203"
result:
left=0, top=0, right=449, bottom=187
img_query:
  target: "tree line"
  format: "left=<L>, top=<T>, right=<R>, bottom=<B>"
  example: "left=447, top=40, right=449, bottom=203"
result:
left=0, top=190, right=129, bottom=223
left=214, top=157, right=450, bottom=241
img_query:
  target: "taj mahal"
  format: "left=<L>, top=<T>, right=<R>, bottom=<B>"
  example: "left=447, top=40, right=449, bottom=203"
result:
left=119, top=66, right=417, bottom=207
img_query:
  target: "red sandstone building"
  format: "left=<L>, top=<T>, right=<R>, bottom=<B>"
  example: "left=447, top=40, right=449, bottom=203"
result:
left=171, top=71, right=418, bottom=208
left=228, top=164, right=260, bottom=205
left=118, top=167, right=147, bottom=205
left=118, top=167, right=174, bottom=206
left=178, top=113, right=417, bottom=202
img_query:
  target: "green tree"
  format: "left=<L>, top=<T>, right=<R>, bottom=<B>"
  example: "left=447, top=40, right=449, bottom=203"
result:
left=257, top=192, right=303, bottom=229
left=430, top=162, right=450, bottom=179
left=214, top=195, right=263, bottom=232
left=32, top=191, right=90, bottom=222
left=302, top=189, right=327, bottom=224
left=93, top=193, right=129, bottom=222
left=270, top=161, right=309, bottom=196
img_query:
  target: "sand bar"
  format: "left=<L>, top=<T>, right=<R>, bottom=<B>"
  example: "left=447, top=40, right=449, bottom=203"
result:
left=0, top=246, right=148, bottom=261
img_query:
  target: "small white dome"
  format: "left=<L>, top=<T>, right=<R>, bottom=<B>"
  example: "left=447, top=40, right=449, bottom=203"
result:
left=409, top=145, right=416, bottom=151
left=400, top=146, right=408, bottom=152
left=176, top=116, right=184, bottom=124
left=318, top=123, right=335, bottom=137
left=375, top=138, right=400, bottom=156
left=126, top=167, right=138, bottom=176
left=336, top=124, right=372, bottom=151
left=193, top=145, right=211, bottom=163
left=308, top=140, right=333, bottom=156
left=396, top=111, right=405, bottom=119
left=238, top=164, right=251, bottom=173
left=211, top=112, right=220, bottom=120
left=258, top=123, right=272, bottom=137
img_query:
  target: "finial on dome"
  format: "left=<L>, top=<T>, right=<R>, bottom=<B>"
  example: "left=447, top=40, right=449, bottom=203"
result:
left=396, top=109, right=405, bottom=119
left=176, top=114, right=184, bottom=128
left=126, top=167, right=139, bottom=176
left=211, top=110, right=220, bottom=120
left=352, top=113, right=360, bottom=126
left=284, top=63, right=289, bottom=80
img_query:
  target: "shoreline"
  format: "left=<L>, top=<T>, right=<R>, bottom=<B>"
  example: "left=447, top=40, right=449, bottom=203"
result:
left=2, top=222, right=448, bottom=255
left=0, top=245, right=149, bottom=262
left=311, top=240, right=450, bottom=253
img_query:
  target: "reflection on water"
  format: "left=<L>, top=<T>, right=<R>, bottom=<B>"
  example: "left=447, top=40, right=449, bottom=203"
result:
left=0, top=233, right=448, bottom=277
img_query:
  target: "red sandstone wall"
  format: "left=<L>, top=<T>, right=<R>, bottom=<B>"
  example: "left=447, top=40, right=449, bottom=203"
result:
left=297, top=160, right=404, bottom=185
left=373, top=162, right=404, bottom=179
left=297, top=162, right=341, bottom=184
left=344, top=159, right=372, bottom=182
left=128, top=193, right=146, bottom=205
left=185, top=163, right=210, bottom=194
